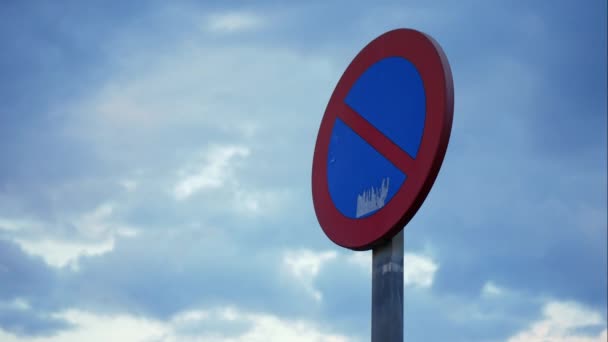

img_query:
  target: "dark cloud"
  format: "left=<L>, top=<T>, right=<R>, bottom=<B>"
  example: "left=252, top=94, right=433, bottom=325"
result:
left=55, top=230, right=318, bottom=319
left=0, top=239, right=71, bottom=336
left=0, top=240, right=56, bottom=303
left=0, top=309, right=72, bottom=338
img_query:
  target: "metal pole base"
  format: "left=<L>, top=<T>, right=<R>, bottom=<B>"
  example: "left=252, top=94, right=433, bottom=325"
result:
left=371, top=230, right=404, bottom=342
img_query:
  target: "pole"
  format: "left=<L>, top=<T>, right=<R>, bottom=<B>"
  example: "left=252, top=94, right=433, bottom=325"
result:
left=371, top=229, right=404, bottom=341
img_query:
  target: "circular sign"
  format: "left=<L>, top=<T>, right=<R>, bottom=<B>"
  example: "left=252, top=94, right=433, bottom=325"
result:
left=311, top=29, right=454, bottom=250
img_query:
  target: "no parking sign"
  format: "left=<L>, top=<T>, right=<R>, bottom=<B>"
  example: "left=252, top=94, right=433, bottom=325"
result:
left=312, top=29, right=454, bottom=250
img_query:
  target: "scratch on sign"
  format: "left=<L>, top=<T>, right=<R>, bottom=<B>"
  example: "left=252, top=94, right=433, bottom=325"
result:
left=356, top=178, right=390, bottom=218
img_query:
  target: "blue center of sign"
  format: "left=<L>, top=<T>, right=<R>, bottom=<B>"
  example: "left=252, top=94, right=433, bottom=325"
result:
left=327, top=57, right=426, bottom=219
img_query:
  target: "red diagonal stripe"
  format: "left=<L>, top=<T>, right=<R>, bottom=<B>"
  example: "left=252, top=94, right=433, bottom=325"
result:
left=336, top=103, right=416, bottom=175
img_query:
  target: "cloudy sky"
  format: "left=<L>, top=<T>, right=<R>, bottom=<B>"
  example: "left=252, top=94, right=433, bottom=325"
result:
left=0, top=1, right=606, bottom=341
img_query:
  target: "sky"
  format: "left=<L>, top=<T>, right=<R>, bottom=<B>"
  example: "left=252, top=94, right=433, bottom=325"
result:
left=0, top=1, right=606, bottom=341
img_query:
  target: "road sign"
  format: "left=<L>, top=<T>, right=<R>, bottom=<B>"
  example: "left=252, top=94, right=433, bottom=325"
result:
left=312, top=29, right=454, bottom=250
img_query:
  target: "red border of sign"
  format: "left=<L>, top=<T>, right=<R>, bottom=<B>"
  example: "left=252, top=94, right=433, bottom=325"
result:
left=312, top=29, right=454, bottom=250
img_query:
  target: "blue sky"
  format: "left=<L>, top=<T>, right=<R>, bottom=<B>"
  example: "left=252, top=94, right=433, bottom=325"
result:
left=0, top=1, right=606, bottom=341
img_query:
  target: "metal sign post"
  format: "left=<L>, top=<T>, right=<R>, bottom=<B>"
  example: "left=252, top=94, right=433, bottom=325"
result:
left=372, top=230, right=404, bottom=342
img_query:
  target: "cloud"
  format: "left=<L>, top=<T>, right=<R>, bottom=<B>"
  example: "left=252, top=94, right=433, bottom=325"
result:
left=13, top=239, right=114, bottom=270
left=508, top=300, right=607, bottom=342
left=171, top=144, right=291, bottom=217
left=3, top=203, right=138, bottom=269
left=0, top=308, right=72, bottom=338
left=58, top=28, right=335, bottom=223
left=283, top=249, right=338, bottom=301
left=0, top=240, right=71, bottom=337
left=0, top=219, right=37, bottom=233
left=0, top=306, right=352, bottom=342
left=204, top=12, right=265, bottom=33
left=404, top=253, right=439, bottom=288
left=481, top=281, right=504, bottom=297
left=52, top=227, right=330, bottom=322
left=173, top=145, right=250, bottom=200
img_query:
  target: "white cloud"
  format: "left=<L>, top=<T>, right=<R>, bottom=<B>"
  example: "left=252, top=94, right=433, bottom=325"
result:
left=14, top=238, right=115, bottom=270
left=0, top=218, right=39, bottom=232
left=0, top=306, right=352, bottom=342
left=508, top=300, right=607, bottom=342
left=481, top=281, right=504, bottom=297
left=7, top=203, right=138, bottom=269
left=403, top=253, right=438, bottom=288
left=205, top=12, right=265, bottom=33
left=73, top=203, right=115, bottom=239
left=283, top=249, right=338, bottom=301
left=0, top=310, right=164, bottom=342
left=173, top=145, right=250, bottom=200
left=225, top=312, right=350, bottom=342
left=171, top=145, right=290, bottom=216
left=346, top=251, right=371, bottom=270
